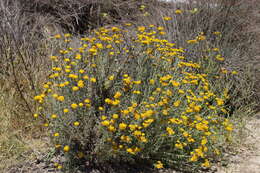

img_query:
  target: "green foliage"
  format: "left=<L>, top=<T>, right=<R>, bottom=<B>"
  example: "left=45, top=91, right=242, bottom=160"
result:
left=34, top=20, right=239, bottom=172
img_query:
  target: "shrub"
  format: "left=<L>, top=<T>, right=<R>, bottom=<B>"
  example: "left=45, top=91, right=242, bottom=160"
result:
left=34, top=20, right=238, bottom=172
left=143, top=0, right=260, bottom=110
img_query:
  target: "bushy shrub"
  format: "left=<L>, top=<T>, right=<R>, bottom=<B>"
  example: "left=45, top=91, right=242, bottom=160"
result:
left=33, top=18, right=238, bottom=172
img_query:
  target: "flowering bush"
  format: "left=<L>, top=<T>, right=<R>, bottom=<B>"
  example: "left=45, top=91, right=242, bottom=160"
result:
left=34, top=21, right=235, bottom=171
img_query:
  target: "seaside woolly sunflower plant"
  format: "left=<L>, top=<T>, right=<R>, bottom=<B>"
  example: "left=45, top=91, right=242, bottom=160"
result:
left=33, top=22, right=235, bottom=172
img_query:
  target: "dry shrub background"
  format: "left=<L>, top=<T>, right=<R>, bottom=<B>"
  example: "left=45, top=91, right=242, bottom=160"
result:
left=0, top=0, right=259, bottom=172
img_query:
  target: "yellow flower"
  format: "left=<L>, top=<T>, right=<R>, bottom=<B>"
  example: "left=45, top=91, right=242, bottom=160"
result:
left=183, top=131, right=189, bottom=137
left=43, top=84, right=49, bottom=89
left=159, top=31, right=166, bottom=35
left=201, top=138, right=208, bottom=145
left=65, top=69, right=71, bottom=73
left=128, top=124, right=138, bottom=131
left=133, top=90, right=141, bottom=94
left=75, top=53, right=81, bottom=60
left=50, top=56, right=57, bottom=60
left=68, top=74, right=78, bottom=79
left=140, top=5, right=146, bottom=10
left=213, top=31, right=221, bottom=35
left=109, top=51, right=114, bottom=56
left=121, top=109, right=129, bottom=115
left=190, top=153, right=198, bottom=162
left=90, top=77, right=97, bottom=83
left=225, top=124, right=233, bottom=131
left=134, top=113, right=140, bottom=120
left=53, top=133, right=59, bottom=137
left=212, top=48, right=219, bottom=51
left=124, top=23, right=132, bottom=26
left=139, top=136, right=148, bottom=143
left=101, top=120, right=110, bottom=126
left=108, top=75, right=114, bottom=80
left=106, top=44, right=112, bottom=49
left=162, top=109, right=169, bottom=116
left=73, top=121, right=80, bottom=126
left=63, top=109, right=69, bottom=113
left=112, top=114, right=119, bottom=119
left=83, top=75, right=89, bottom=80
left=175, top=9, right=182, bottom=14
left=111, top=26, right=120, bottom=32
left=133, top=130, right=142, bottom=137
left=175, top=143, right=183, bottom=149
left=57, top=96, right=64, bottom=101
left=193, top=105, right=202, bottom=112
left=178, top=89, right=185, bottom=94
left=149, top=79, right=155, bottom=85
left=84, top=99, right=91, bottom=103
left=77, top=80, right=84, bottom=88
left=59, top=83, right=65, bottom=87
left=126, top=148, right=135, bottom=154
left=157, top=26, right=164, bottom=31
left=108, top=125, right=116, bottom=132
left=89, top=47, right=97, bottom=54
left=216, top=98, right=224, bottom=106
left=171, top=80, right=180, bottom=87
left=196, top=123, right=209, bottom=131
left=101, top=115, right=107, bottom=120
left=54, top=34, right=61, bottom=39
left=64, top=33, right=71, bottom=37
left=190, top=8, right=198, bottom=14
left=201, top=159, right=210, bottom=167
left=119, top=123, right=127, bottom=130
left=232, top=71, right=238, bottom=75
left=137, top=26, right=146, bottom=32
left=72, top=86, right=79, bottom=91
left=112, top=99, right=120, bottom=106
left=154, top=161, right=164, bottom=169
left=214, top=149, right=220, bottom=155
left=195, top=147, right=204, bottom=157
left=96, top=43, right=103, bottom=49
left=187, top=39, right=198, bottom=44
left=79, top=69, right=85, bottom=73
left=51, top=114, right=58, bottom=119
left=197, top=35, right=206, bottom=41
left=216, top=54, right=225, bottom=61
left=99, top=106, right=104, bottom=111
left=63, top=145, right=70, bottom=152
left=33, top=113, right=39, bottom=118
left=114, top=92, right=122, bottom=99
left=133, top=80, right=141, bottom=84
left=163, top=16, right=172, bottom=21
left=173, top=100, right=181, bottom=107
left=91, top=64, right=97, bottom=68
left=71, top=103, right=78, bottom=109
left=166, top=127, right=175, bottom=135
left=105, top=98, right=113, bottom=104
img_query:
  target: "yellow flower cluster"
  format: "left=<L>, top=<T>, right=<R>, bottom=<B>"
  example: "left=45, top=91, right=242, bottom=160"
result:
left=34, top=22, right=234, bottom=170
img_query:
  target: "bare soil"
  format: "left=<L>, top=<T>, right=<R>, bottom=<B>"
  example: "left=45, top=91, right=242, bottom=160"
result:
left=216, top=112, right=260, bottom=173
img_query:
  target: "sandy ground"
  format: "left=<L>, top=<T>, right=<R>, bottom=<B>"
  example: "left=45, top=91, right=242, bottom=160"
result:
left=216, top=112, right=260, bottom=173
